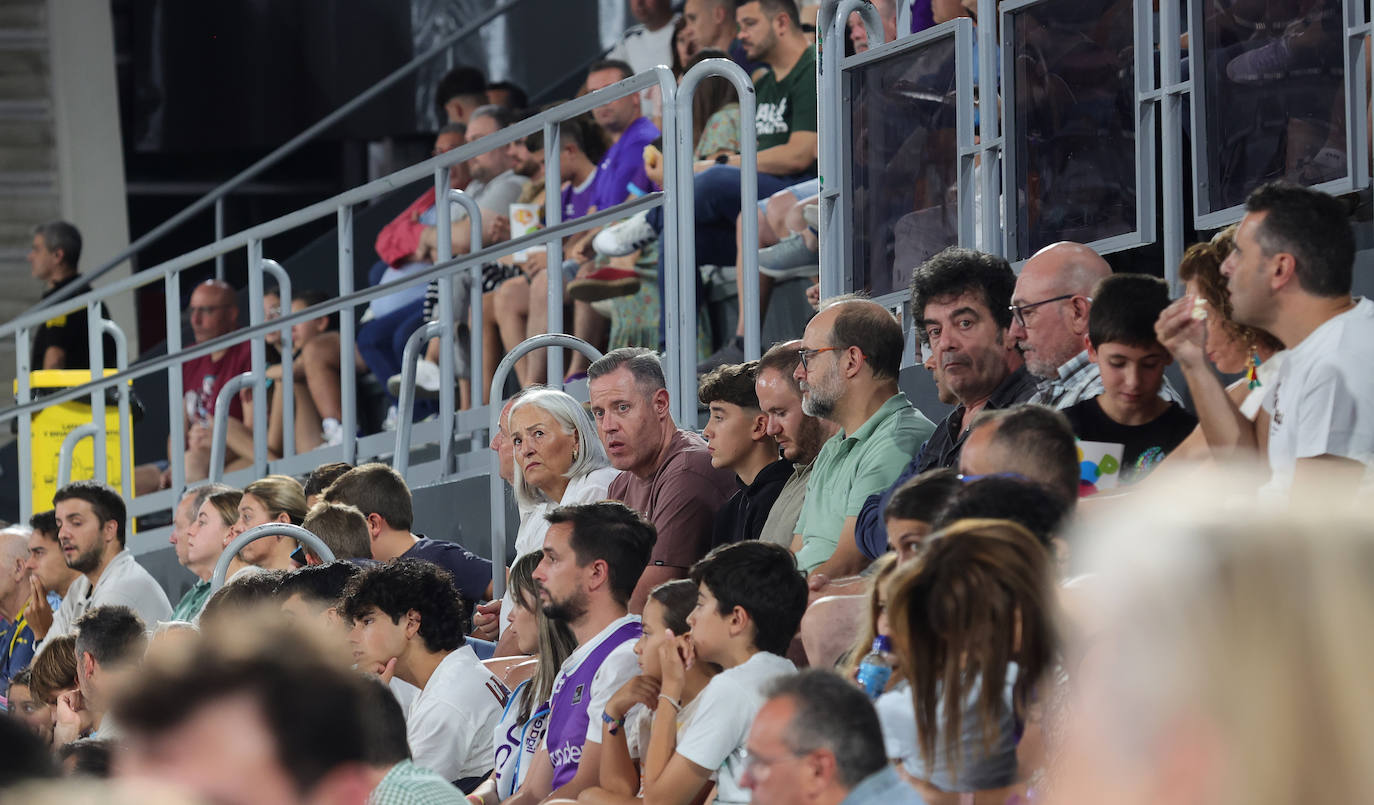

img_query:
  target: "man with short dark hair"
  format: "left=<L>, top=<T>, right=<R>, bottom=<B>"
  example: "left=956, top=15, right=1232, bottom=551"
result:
left=959, top=405, right=1082, bottom=505
left=608, top=0, right=678, bottom=117
left=486, top=80, right=528, bottom=110
left=342, top=559, right=507, bottom=790
left=742, top=669, right=923, bottom=805
left=27, top=220, right=113, bottom=370
left=754, top=340, right=839, bottom=546
left=684, top=0, right=760, bottom=71
left=852, top=247, right=1037, bottom=559
left=792, top=299, right=934, bottom=580
left=60, top=605, right=147, bottom=742
left=22, top=509, right=78, bottom=644
left=1158, top=180, right=1374, bottom=498
left=502, top=501, right=655, bottom=804
left=304, top=461, right=354, bottom=507
left=38, top=481, right=171, bottom=650
left=699, top=361, right=793, bottom=545
left=115, top=623, right=376, bottom=803
left=323, top=463, right=492, bottom=602
left=436, top=65, right=487, bottom=124
left=590, top=348, right=736, bottom=610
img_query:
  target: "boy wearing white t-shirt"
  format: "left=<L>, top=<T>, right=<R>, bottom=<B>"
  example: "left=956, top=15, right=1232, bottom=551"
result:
left=1158, top=181, right=1374, bottom=498
left=637, top=541, right=809, bottom=805
left=342, top=559, right=509, bottom=792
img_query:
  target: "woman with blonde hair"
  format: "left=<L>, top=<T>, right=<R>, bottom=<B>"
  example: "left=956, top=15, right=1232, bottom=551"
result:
left=231, top=475, right=307, bottom=570
left=1052, top=478, right=1374, bottom=805
left=469, top=551, right=578, bottom=804
left=187, top=488, right=246, bottom=582
left=886, top=518, right=1057, bottom=798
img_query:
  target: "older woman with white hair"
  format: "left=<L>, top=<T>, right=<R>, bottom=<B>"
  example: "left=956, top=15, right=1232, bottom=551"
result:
left=499, top=387, right=621, bottom=635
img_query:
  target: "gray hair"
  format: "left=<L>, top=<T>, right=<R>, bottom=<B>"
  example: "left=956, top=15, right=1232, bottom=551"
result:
left=766, top=669, right=888, bottom=789
left=33, top=220, right=82, bottom=268
left=508, top=388, right=610, bottom=509
left=184, top=483, right=235, bottom=517
left=587, top=347, right=666, bottom=392
left=470, top=103, right=516, bottom=129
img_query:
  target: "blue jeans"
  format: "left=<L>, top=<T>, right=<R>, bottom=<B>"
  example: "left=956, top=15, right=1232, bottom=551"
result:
left=357, top=300, right=436, bottom=418
left=650, top=166, right=815, bottom=345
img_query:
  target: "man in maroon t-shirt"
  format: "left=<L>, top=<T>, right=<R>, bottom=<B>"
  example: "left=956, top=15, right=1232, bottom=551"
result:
left=176, top=280, right=252, bottom=483
left=588, top=348, right=737, bottom=612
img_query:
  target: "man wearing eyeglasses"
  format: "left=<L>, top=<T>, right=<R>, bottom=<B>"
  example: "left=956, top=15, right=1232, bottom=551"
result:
left=790, top=298, right=934, bottom=582
left=177, top=279, right=253, bottom=484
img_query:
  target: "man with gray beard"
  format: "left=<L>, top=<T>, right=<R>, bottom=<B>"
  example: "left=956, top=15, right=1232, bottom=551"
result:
left=790, top=299, right=933, bottom=581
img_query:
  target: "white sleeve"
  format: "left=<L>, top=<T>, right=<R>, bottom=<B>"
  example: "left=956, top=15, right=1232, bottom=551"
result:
left=408, top=700, right=478, bottom=782
left=585, top=643, right=642, bottom=744
left=675, top=679, right=752, bottom=772
left=875, top=688, right=918, bottom=764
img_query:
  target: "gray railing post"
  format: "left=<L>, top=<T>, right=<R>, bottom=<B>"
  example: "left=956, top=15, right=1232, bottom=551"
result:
left=817, top=0, right=886, bottom=300
left=259, top=258, right=294, bottom=459
left=165, top=268, right=186, bottom=496
left=99, top=319, right=133, bottom=501
left=214, top=198, right=226, bottom=281
left=245, top=240, right=270, bottom=480
left=542, top=120, right=565, bottom=386
left=15, top=326, right=32, bottom=523
left=338, top=206, right=357, bottom=464
left=487, top=335, right=603, bottom=598
left=86, top=300, right=107, bottom=483
left=57, top=423, right=99, bottom=489
left=440, top=187, right=483, bottom=471
left=393, top=320, right=445, bottom=477
left=209, top=372, right=256, bottom=484
left=211, top=523, right=336, bottom=592
left=675, top=59, right=761, bottom=373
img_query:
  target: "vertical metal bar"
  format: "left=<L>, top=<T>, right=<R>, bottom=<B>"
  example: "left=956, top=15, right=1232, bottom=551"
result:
left=1160, top=0, right=1185, bottom=292
left=16, top=327, right=32, bottom=521
left=654, top=67, right=687, bottom=424
left=100, top=320, right=132, bottom=502
left=87, top=300, right=107, bottom=482
left=1134, top=0, right=1160, bottom=254
left=955, top=19, right=977, bottom=247
left=445, top=189, right=484, bottom=416
left=337, top=207, right=357, bottom=464
left=393, top=321, right=445, bottom=477
left=210, top=373, right=254, bottom=484
left=246, top=240, right=269, bottom=478
left=260, top=259, right=294, bottom=460
left=898, top=1, right=912, bottom=38
left=214, top=198, right=225, bottom=281
left=978, top=0, right=1001, bottom=254
left=165, top=270, right=186, bottom=493
left=58, top=425, right=99, bottom=489
left=543, top=120, right=565, bottom=387
left=999, top=5, right=1019, bottom=259
left=435, top=169, right=456, bottom=478
left=1345, top=0, right=1371, bottom=190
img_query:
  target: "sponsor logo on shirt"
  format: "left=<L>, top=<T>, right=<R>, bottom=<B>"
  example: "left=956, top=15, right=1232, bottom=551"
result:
left=756, top=98, right=790, bottom=136
left=549, top=742, right=582, bottom=768
left=571, top=683, right=585, bottom=705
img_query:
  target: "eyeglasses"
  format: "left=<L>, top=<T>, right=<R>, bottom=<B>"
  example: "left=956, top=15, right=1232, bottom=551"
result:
left=1008, top=294, right=1088, bottom=328
left=797, top=345, right=844, bottom=371
left=188, top=304, right=233, bottom=317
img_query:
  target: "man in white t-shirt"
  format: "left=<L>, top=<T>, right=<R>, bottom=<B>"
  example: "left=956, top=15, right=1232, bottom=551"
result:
left=608, top=0, right=678, bottom=117
left=640, top=541, right=808, bottom=805
left=36, top=481, right=172, bottom=651
left=343, top=558, right=508, bottom=792
left=502, top=501, right=655, bottom=805
left=1157, top=181, right=1374, bottom=499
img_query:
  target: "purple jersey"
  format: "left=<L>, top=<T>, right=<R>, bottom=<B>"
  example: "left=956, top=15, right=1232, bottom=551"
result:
left=545, top=620, right=642, bottom=789
left=589, top=116, right=660, bottom=212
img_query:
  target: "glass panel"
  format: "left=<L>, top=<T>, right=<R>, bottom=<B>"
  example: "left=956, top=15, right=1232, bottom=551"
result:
left=848, top=36, right=960, bottom=298
left=1196, top=0, right=1347, bottom=214
left=1009, top=0, right=1138, bottom=256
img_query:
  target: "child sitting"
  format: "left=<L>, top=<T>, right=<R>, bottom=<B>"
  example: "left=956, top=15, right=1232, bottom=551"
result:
left=1064, top=274, right=1198, bottom=486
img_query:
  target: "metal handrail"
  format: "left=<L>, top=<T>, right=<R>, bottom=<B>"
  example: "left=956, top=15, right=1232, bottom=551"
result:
left=671, top=59, right=760, bottom=417
left=393, top=320, right=445, bottom=477
left=208, top=372, right=259, bottom=484
left=32, top=0, right=538, bottom=314
left=56, top=424, right=99, bottom=489
left=487, top=334, right=603, bottom=598
left=211, top=523, right=337, bottom=592
left=259, top=259, right=294, bottom=459
left=433, top=188, right=483, bottom=478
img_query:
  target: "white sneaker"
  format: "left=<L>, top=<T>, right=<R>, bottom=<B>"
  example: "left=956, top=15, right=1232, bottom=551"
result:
left=321, top=417, right=344, bottom=447
left=383, top=404, right=398, bottom=432
left=592, top=211, right=657, bottom=257
left=386, top=359, right=442, bottom=400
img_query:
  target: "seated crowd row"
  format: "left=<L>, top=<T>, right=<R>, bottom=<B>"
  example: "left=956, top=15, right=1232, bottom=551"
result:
left=3, top=177, right=1372, bottom=803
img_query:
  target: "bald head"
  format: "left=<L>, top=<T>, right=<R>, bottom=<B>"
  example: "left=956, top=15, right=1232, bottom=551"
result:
left=0, top=526, right=32, bottom=615
left=1011, top=242, right=1110, bottom=379
left=189, top=279, right=240, bottom=344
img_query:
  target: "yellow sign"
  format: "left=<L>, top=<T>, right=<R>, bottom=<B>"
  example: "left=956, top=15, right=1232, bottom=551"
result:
left=17, top=370, right=133, bottom=517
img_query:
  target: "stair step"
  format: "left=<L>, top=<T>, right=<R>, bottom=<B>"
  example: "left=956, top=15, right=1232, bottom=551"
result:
left=0, top=145, right=54, bottom=173
left=0, top=48, right=47, bottom=79
left=0, top=99, right=51, bottom=120
left=0, top=3, right=45, bottom=31
left=0, top=73, right=48, bottom=102
left=0, top=29, right=44, bottom=50
left=0, top=194, right=60, bottom=223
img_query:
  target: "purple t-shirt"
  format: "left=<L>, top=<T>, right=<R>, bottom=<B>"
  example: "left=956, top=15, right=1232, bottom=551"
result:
left=589, top=116, right=660, bottom=212
left=561, top=174, right=598, bottom=222
left=403, top=536, right=492, bottom=604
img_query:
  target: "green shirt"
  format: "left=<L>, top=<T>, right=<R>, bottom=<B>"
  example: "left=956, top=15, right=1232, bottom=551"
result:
left=170, top=579, right=211, bottom=622
left=368, top=760, right=467, bottom=805
left=753, top=45, right=818, bottom=173
left=794, top=393, right=935, bottom=571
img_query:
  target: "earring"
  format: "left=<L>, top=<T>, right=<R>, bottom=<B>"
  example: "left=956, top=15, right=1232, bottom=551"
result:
left=1246, top=347, right=1263, bottom=390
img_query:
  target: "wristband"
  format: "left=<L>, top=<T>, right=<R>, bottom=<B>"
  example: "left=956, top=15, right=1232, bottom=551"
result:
left=715, top=153, right=730, bottom=165
left=602, top=710, right=627, bottom=735
left=658, top=694, right=682, bottom=712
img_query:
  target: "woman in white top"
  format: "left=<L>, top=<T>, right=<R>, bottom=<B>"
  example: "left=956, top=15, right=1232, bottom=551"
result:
left=499, top=388, right=621, bottom=634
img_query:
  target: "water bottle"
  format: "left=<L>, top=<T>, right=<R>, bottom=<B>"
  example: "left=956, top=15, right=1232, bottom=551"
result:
left=855, top=635, right=894, bottom=699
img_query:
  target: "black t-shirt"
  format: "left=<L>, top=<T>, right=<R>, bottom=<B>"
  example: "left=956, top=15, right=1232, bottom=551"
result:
left=403, top=535, right=493, bottom=604
left=1063, top=398, right=1197, bottom=484
left=711, top=458, right=794, bottom=548
left=30, top=274, right=115, bottom=370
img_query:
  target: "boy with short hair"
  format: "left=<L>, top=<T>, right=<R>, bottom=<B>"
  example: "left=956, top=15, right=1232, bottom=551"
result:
left=1064, top=274, right=1198, bottom=485
left=341, top=559, right=507, bottom=791
left=637, top=540, right=808, bottom=805
left=699, top=361, right=793, bottom=545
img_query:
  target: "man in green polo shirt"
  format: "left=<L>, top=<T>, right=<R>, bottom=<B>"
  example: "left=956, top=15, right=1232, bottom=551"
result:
left=791, top=298, right=935, bottom=579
